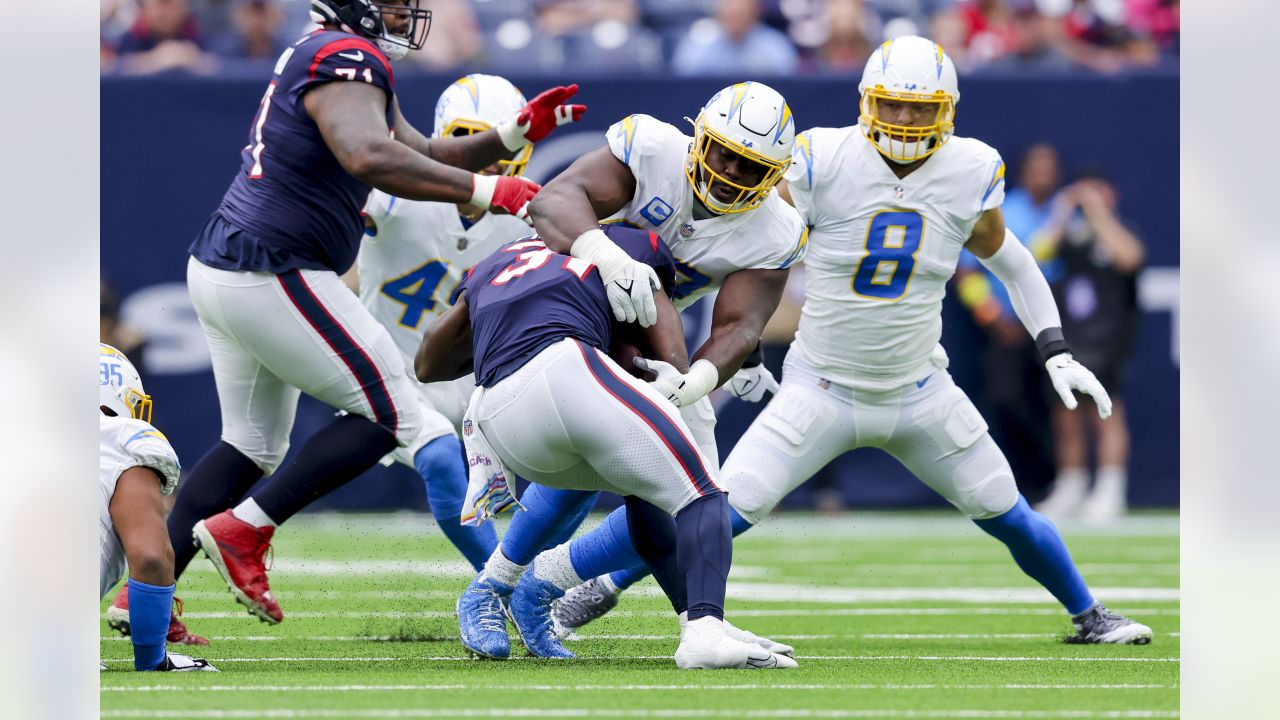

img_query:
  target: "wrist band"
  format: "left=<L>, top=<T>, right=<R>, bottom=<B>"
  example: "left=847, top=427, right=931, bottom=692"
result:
left=1035, top=327, right=1071, bottom=363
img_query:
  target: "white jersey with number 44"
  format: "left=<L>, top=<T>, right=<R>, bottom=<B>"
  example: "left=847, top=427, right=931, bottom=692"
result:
left=358, top=191, right=532, bottom=371
left=604, top=114, right=809, bottom=309
left=785, top=127, right=1006, bottom=391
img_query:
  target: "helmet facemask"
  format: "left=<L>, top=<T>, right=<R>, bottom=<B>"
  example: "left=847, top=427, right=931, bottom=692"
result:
left=312, top=0, right=432, bottom=61
left=859, top=87, right=955, bottom=164
left=685, top=114, right=791, bottom=215
left=124, top=388, right=154, bottom=424
left=442, top=119, right=532, bottom=177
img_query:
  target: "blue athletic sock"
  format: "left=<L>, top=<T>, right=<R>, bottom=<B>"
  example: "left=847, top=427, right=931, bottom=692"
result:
left=973, top=495, right=1095, bottom=615
left=545, top=493, right=595, bottom=550
left=676, top=492, right=732, bottom=621
left=127, top=578, right=174, bottom=671
left=569, top=505, right=645, bottom=581
left=607, top=504, right=754, bottom=591
left=415, top=435, right=497, bottom=572
left=501, top=484, right=598, bottom=566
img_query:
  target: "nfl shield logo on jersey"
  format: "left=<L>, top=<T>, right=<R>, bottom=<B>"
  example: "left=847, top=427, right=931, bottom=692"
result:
left=679, top=223, right=694, bottom=238
left=463, top=419, right=474, bottom=437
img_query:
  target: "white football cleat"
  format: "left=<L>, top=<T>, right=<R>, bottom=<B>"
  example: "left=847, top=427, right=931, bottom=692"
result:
left=157, top=652, right=219, bottom=672
left=674, top=616, right=798, bottom=670
left=679, top=612, right=794, bottom=657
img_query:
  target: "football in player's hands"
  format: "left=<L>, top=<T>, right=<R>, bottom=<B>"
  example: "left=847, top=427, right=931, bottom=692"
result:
left=610, top=342, right=651, bottom=380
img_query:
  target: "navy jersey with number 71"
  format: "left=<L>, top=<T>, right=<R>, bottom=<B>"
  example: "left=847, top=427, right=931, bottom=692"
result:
left=463, top=226, right=677, bottom=388
left=189, top=29, right=396, bottom=276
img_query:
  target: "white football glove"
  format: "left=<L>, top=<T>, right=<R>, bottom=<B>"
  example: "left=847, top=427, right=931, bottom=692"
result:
left=570, top=229, right=659, bottom=327
left=633, top=358, right=720, bottom=408
left=1045, top=353, right=1112, bottom=419
left=724, top=364, right=780, bottom=403
left=156, top=652, right=219, bottom=672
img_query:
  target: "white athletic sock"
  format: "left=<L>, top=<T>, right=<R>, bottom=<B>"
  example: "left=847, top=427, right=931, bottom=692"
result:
left=1093, top=466, right=1128, bottom=495
left=598, top=573, right=620, bottom=594
left=532, top=543, right=583, bottom=591
left=1053, top=468, right=1089, bottom=495
left=232, top=498, right=278, bottom=529
left=481, top=549, right=525, bottom=588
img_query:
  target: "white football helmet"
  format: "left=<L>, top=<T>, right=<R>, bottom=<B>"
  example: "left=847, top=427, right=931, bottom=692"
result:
left=858, top=36, right=960, bottom=164
left=100, top=343, right=152, bottom=423
left=686, top=82, right=795, bottom=215
left=434, top=74, right=531, bottom=177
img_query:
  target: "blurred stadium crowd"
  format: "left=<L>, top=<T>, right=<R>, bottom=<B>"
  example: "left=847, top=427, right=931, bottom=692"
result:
left=100, top=0, right=1179, bottom=76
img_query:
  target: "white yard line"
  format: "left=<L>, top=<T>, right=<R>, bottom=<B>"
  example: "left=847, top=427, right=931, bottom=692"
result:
left=102, top=632, right=1180, bottom=643
left=175, top=607, right=1181, bottom=620
left=102, top=655, right=1179, bottom=664
left=99, top=709, right=1181, bottom=718
left=102, top=683, right=1177, bottom=693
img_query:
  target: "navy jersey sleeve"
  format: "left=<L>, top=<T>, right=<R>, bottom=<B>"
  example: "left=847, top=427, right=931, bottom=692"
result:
left=601, top=225, right=677, bottom=296
left=287, top=34, right=394, bottom=106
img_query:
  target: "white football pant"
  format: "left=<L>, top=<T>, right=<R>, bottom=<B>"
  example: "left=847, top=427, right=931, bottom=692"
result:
left=187, top=257, right=444, bottom=474
left=471, top=338, right=721, bottom=516
left=722, top=349, right=1019, bottom=524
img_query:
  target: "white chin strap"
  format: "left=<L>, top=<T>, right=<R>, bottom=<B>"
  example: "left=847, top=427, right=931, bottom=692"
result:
left=873, top=132, right=933, bottom=164
left=377, top=38, right=408, bottom=61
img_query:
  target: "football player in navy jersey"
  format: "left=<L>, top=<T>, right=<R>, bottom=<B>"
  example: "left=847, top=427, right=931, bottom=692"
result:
left=415, top=226, right=796, bottom=670
left=168, top=0, right=588, bottom=626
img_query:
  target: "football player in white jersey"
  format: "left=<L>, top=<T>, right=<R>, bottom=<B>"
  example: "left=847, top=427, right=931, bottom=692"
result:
left=453, top=82, right=808, bottom=659
left=555, top=36, right=1152, bottom=645
left=99, top=344, right=216, bottom=671
left=346, top=74, right=536, bottom=571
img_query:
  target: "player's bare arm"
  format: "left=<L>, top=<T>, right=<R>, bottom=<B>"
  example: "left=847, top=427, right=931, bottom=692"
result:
left=528, top=147, right=636, bottom=252
left=640, top=290, right=691, bottom=372
left=390, top=97, right=515, bottom=172
left=415, top=294, right=474, bottom=383
left=962, top=206, right=1007, bottom=259
left=694, top=267, right=790, bottom=385
left=109, top=466, right=176, bottom=587
left=775, top=178, right=795, bottom=207
left=306, top=81, right=479, bottom=204
left=527, top=147, right=661, bottom=327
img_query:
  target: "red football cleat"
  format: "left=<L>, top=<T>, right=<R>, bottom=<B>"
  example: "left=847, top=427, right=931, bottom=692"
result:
left=193, top=510, right=283, bottom=624
left=106, top=589, right=210, bottom=645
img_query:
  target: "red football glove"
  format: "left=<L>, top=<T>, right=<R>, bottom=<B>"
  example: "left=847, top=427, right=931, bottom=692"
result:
left=470, top=175, right=541, bottom=225
left=497, top=84, right=587, bottom=150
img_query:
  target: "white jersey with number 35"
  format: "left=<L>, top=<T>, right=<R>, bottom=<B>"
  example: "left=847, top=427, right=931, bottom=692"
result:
left=358, top=192, right=533, bottom=371
left=604, top=114, right=808, bottom=309
left=100, top=416, right=181, bottom=599
left=785, top=127, right=1006, bottom=391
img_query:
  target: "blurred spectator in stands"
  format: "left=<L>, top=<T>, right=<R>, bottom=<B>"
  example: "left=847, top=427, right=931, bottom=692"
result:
left=814, top=0, right=878, bottom=73
left=1129, top=0, right=1178, bottom=54
left=402, top=0, right=483, bottom=71
left=951, top=0, right=1021, bottom=66
left=954, top=144, right=1062, bottom=499
left=928, top=6, right=972, bottom=71
left=1059, top=0, right=1159, bottom=68
left=209, top=0, right=289, bottom=62
left=191, top=0, right=235, bottom=38
left=114, top=0, right=217, bottom=75
left=535, top=0, right=640, bottom=36
left=1034, top=170, right=1144, bottom=522
left=673, top=0, right=799, bottom=76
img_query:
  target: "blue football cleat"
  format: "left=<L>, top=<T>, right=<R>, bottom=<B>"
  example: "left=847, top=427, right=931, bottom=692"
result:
left=509, top=571, right=575, bottom=659
left=457, top=574, right=514, bottom=659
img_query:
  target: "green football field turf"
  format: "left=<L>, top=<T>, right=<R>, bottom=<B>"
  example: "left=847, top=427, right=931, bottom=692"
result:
left=100, top=511, right=1179, bottom=719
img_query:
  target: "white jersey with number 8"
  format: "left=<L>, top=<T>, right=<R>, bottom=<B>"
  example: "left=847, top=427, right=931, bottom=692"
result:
left=784, top=127, right=1006, bottom=391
